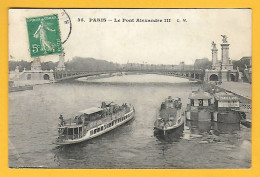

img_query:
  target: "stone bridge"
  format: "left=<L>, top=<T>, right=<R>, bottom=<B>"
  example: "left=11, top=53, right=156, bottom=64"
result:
left=54, top=69, right=204, bottom=82
left=54, top=71, right=108, bottom=81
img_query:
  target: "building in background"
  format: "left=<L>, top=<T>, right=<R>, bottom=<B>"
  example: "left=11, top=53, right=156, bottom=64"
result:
left=9, top=57, right=54, bottom=86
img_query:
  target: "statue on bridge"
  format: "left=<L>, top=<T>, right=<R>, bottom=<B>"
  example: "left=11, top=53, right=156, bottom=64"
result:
left=221, top=35, right=228, bottom=43
left=211, top=41, right=216, bottom=49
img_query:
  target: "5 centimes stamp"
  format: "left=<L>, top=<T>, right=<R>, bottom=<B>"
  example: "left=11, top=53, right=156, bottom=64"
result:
left=26, top=14, right=63, bottom=57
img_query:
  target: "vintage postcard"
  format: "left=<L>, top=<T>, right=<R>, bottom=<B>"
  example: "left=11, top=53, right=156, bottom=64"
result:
left=8, top=9, right=251, bottom=169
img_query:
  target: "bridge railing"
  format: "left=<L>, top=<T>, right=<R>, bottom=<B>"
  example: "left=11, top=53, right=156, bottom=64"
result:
left=124, top=69, right=203, bottom=73
left=240, top=103, right=252, bottom=112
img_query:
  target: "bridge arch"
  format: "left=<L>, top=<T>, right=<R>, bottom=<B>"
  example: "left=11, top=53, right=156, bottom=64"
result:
left=209, top=74, right=218, bottom=81
left=43, top=74, right=50, bottom=80
left=230, top=74, right=236, bottom=81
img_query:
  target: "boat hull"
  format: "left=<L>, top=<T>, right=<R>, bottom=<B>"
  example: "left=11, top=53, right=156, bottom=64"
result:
left=55, top=109, right=135, bottom=145
left=186, top=109, right=241, bottom=124
left=212, top=111, right=240, bottom=123
left=154, top=123, right=184, bottom=141
left=185, top=109, right=212, bottom=122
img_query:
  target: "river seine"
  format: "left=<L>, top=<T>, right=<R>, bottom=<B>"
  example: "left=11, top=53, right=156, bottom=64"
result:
left=8, top=74, right=251, bottom=168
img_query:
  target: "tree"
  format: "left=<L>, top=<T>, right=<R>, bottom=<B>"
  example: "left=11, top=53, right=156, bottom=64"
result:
left=232, top=57, right=251, bottom=71
left=65, top=57, right=123, bottom=72
left=194, top=58, right=212, bottom=70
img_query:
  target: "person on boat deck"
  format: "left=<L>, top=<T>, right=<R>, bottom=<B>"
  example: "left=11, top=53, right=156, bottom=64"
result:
left=59, top=115, right=65, bottom=126
left=75, top=116, right=82, bottom=125
left=75, top=116, right=79, bottom=124
left=78, top=117, right=83, bottom=124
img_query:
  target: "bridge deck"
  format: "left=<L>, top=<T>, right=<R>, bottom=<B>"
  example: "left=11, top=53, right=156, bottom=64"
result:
left=54, top=70, right=204, bottom=82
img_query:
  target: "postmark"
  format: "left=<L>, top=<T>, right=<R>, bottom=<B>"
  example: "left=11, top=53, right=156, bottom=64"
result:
left=26, top=14, right=63, bottom=57
left=58, top=9, right=72, bottom=44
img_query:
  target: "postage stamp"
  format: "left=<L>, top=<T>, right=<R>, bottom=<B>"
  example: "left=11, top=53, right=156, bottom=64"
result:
left=26, top=14, right=63, bottom=57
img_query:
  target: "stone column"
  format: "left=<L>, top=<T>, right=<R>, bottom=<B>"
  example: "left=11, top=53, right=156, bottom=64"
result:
left=31, top=57, right=42, bottom=71
left=220, top=35, right=234, bottom=71
left=211, top=42, right=218, bottom=69
left=57, top=52, right=66, bottom=71
left=221, top=43, right=230, bottom=65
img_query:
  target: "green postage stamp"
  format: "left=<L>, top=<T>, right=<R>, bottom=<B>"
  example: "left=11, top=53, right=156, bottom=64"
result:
left=26, top=14, right=63, bottom=57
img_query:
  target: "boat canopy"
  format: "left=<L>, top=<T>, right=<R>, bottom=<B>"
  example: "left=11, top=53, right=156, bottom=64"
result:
left=188, top=91, right=212, bottom=100
left=79, top=107, right=104, bottom=115
left=165, top=96, right=180, bottom=102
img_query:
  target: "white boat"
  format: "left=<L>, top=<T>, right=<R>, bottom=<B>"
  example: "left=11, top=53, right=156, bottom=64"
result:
left=154, top=96, right=184, bottom=134
left=55, top=102, right=135, bottom=145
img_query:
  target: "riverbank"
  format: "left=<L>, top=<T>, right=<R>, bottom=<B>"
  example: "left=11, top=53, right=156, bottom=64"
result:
left=11, top=80, right=55, bottom=87
left=205, top=81, right=251, bottom=103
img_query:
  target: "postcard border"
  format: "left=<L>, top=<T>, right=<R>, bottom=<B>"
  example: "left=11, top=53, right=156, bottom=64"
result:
left=1, top=0, right=259, bottom=177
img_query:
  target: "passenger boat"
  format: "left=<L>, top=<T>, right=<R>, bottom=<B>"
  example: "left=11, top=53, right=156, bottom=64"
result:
left=55, top=102, right=135, bottom=145
left=154, top=96, right=184, bottom=134
left=185, top=88, right=245, bottom=124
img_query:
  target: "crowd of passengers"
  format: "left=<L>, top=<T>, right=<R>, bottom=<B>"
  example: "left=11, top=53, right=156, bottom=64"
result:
left=160, top=97, right=182, bottom=110
left=59, top=102, right=130, bottom=126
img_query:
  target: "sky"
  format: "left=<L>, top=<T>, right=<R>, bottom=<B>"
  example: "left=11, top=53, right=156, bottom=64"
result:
left=9, top=9, right=252, bottom=65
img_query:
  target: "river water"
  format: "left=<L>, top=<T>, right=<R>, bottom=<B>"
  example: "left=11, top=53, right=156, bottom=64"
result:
left=8, top=74, right=251, bottom=169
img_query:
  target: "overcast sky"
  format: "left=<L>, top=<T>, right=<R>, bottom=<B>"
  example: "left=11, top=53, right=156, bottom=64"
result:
left=9, top=9, right=251, bottom=65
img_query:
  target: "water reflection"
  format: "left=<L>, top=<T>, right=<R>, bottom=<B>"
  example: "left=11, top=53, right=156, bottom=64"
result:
left=186, top=120, right=240, bottom=135
left=184, top=120, right=241, bottom=145
left=186, top=120, right=212, bottom=134
left=52, top=118, right=135, bottom=167
left=213, top=122, right=240, bottom=134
